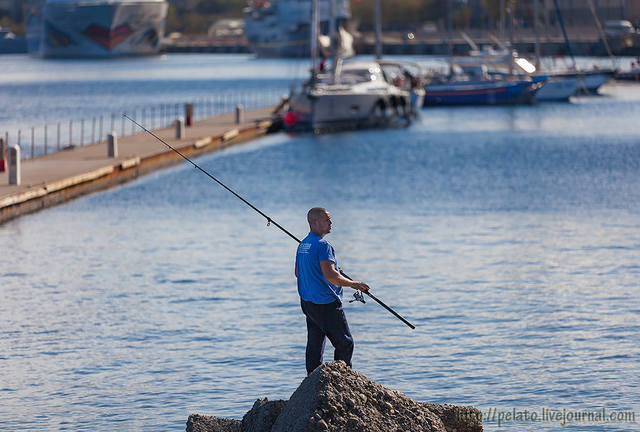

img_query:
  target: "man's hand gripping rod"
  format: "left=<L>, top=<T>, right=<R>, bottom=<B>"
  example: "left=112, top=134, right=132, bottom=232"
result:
left=123, top=114, right=415, bottom=330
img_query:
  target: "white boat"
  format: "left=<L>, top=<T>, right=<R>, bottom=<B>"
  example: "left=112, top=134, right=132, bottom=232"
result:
left=243, top=0, right=351, bottom=58
left=457, top=49, right=614, bottom=100
left=574, top=70, right=615, bottom=93
left=282, top=0, right=410, bottom=132
left=535, top=76, right=579, bottom=101
left=285, top=61, right=411, bottom=131
left=27, top=0, right=168, bottom=57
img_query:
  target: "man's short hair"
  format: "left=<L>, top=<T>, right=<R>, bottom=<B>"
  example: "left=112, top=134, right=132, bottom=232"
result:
left=307, top=207, right=328, bottom=224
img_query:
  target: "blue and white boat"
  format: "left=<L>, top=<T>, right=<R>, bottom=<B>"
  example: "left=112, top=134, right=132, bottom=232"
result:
left=423, top=77, right=546, bottom=106
left=27, top=0, right=168, bottom=58
left=0, top=26, right=27, bottom=53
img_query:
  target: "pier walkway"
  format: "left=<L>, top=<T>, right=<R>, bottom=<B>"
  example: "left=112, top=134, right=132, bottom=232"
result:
left=0, top=106, right=277, bottom=224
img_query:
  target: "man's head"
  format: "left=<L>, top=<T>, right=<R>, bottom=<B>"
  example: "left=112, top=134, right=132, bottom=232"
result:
left=307, top=207, right=332, bottom=237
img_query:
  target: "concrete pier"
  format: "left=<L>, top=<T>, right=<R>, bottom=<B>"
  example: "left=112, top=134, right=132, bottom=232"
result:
left=0, top=107, right=276, bottom=225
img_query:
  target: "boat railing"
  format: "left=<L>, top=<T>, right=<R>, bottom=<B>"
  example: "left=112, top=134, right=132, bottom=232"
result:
left=3, top=86, right=289, bottom=161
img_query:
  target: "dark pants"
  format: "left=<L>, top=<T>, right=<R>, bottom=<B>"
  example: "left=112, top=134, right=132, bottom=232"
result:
left=300, top=299, right=354, bottom=375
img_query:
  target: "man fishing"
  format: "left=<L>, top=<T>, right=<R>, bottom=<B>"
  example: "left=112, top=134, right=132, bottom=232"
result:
left=295, top=207, right=370, bottom=375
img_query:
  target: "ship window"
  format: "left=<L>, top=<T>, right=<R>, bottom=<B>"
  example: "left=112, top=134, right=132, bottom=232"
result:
left=340, top=69, right=375, bottom=84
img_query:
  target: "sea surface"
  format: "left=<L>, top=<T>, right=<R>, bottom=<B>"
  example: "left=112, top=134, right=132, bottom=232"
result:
left=1, top=54, right=640, bottom=431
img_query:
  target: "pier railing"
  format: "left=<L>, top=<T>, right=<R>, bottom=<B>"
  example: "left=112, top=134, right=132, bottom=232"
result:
left=3, top=86, right=288, bottom=161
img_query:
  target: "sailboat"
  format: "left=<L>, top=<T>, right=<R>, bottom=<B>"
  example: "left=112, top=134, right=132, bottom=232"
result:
left=539, top=0, right=614, bottom=95
left=460, top=36, right=579, bottom=102
left=422, top=27, right=546, bottom=106
left=283, top=0, right=411, bottom=132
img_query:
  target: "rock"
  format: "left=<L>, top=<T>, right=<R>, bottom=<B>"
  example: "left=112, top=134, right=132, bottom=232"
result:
left=271, top=361, right=481, bottom=432
left=187, top=361, right=483, bottom=432
left=423, top=403, right=484, bottom=432
left=242, top=398, right=287, bottom=432
left=186, top=414, right=241, bottom=432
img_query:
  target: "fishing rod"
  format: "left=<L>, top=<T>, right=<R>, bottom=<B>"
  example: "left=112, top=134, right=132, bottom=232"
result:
left=123, top=114, right=415, bottom=330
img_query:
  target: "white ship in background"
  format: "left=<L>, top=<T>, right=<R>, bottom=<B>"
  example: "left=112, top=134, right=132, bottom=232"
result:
left=243, top=0, right=352, bottom=58
left=27, top=0, right=168, bottom=57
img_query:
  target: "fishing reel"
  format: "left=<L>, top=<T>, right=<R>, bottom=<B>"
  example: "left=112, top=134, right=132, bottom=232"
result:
left=349, top=290, right=366, bottom=304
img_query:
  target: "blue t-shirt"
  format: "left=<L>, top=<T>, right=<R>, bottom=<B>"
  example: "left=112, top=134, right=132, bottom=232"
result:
left=296, top=232, right=343, bottom=304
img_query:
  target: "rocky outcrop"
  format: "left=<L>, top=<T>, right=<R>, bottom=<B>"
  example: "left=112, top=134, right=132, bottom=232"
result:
left=187, top=361, right=482, bottom=432
left=242, top=398, right=288, bottom=432
left=186, top=414, right=241, bottom=432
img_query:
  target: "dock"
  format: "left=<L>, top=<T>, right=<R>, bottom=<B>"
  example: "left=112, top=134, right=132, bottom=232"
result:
left=0, top=107, right=278, bottom=225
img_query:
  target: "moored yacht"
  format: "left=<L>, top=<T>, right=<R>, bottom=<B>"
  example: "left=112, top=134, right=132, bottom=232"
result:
left=285, top=61, right=411, bottom=131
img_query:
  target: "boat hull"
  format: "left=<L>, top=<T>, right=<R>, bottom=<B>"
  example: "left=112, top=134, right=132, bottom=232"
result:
left=27, top=1, right=168, bottom=58
left=536, top=76, right=579, bottom=101
left=423, top=79, right=543, bottom=106
left=615, top=69, right=640, bottom=81
left=578, top=71, right=614, bottom=93
left=552, top=70, right=615, bottom=94
left=287, top=91, right=410, bottom=131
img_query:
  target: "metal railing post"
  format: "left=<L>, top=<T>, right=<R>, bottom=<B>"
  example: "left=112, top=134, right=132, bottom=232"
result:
left=44, top=124, right=48, bottom=154
left=69, top=120, right=73, bottom=147
left=8, top=145, right=20, bottom=185
left=80, top=119, right=84, bottom=146
left=57, top=122, right=60, bottom=150
left=31, top=127, right=34, bottom=158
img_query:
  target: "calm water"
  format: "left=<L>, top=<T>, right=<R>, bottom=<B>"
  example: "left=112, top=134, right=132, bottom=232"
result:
left=1, top=54, right=640, bottom=431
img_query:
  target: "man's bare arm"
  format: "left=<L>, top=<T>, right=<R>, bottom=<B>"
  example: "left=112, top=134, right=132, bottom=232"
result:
left=320, top=261, right=369, bottom=292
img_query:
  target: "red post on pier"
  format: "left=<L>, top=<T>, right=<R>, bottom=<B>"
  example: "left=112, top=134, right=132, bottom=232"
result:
left=0, top=137, right=6, bottom=173
left=185, top=103, right=194, bottom=127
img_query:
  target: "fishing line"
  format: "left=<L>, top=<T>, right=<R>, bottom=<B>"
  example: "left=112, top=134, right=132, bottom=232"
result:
left=123, top=114, right=415, bottom=329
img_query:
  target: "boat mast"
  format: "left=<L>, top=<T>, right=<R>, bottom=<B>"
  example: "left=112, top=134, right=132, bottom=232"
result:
left=446, top=0, right=453, bottom=76
left=508, top=0, right=514, bottom=76
left=330, top=0, right=337, bottom=82
left=374, top=0, right=382, bottom=59
left=533, top=0, right=541, bottom=71
left=552, top=0, right=577, bottom=70
left=499, top=0, right=506, bottom=39
left=311, top=0, right=319, bottom=78
left=586, top=0, right=616, bottom=69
